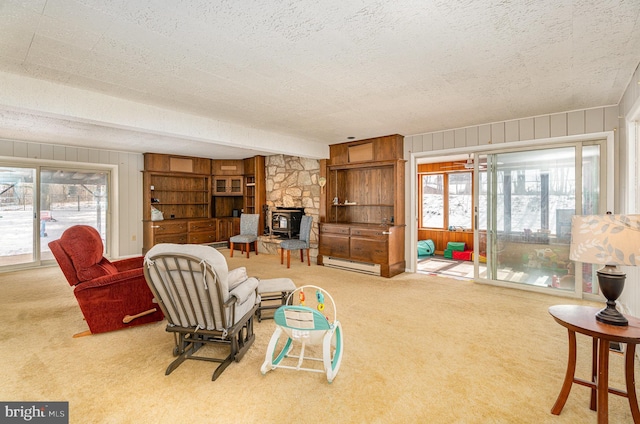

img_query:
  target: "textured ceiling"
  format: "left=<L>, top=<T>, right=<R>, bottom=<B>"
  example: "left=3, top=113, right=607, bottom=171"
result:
left=0, top=0, right=639, bottom=159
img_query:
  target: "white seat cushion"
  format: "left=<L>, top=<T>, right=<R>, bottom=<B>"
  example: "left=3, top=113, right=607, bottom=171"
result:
left=258, top=278, right=296, bottom=294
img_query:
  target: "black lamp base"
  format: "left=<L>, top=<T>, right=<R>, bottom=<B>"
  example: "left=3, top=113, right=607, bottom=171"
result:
left=596, top=267, right=627, bottom=326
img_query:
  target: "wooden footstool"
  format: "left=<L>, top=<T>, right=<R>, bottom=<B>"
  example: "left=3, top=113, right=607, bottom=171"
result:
left=256, top=278, right=296, bottom=322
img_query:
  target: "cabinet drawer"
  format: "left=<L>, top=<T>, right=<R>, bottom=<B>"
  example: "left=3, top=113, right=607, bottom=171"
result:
left=155, top=233, right=188, bottom=244
left=188, top=220, right=217, bottom=233
left=320, top=224, right=350, bottom=235
left=152, top=221, right=187, bottom=235
left=350, top=228, right=387, bottom=239
left=319, top=233, right=350, bottom=258
left=188, top=231, right=217, bottom=244
left=350, top=238, right=388, bottom=263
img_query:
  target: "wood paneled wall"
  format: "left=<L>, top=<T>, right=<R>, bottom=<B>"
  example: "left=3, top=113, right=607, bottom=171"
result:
left=418, top=229, right=474, bottom=254
left=417, top=161, right=468, bottom=173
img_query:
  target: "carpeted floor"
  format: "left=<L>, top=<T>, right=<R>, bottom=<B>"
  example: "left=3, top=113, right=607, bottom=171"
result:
left=417, top=256, right=481, bottom=280
left=0, top=249, right=637, bottom=423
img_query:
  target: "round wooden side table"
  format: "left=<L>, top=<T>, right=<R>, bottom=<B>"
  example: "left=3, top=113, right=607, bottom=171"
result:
left=549, top=304, right=640, bottom=424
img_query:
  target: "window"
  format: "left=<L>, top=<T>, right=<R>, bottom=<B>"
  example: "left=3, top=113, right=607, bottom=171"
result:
left=421, top=174, right=443, bottom=228
left=448, top=172, right=472, bottom=228
left=0, top=164, right=110, bottom=268
left=420, top=172, right=472, bottom=229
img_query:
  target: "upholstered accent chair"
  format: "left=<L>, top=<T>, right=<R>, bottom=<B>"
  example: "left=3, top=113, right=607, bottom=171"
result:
left=280, top=215, right=313, bottom=268
left=229, top=213, right=259, bottom=258
left=49, top=225, right=163, bottom=337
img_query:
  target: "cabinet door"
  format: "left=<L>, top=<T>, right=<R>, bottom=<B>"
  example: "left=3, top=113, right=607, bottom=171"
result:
left=319, top=233, right=350, bottom=258
left=229, top=177, right=243, bottom=195
left=217, top=218, right=232, bottom=241
left=350, top=227, right=388, bottom=263
left=232, top=217, right=241, bottom=236
left=213, top=176, right=243, bottom=196
left=214, top=178, right=228, bottom=195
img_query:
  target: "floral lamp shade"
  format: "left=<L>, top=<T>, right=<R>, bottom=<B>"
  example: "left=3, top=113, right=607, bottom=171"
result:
left=569, top=213, right=640, bottom=326
left=569, top=214, right=640, bottom=266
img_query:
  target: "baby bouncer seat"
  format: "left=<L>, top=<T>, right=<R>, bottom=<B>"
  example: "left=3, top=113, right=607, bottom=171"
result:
left=260, top=285, right=343, bottom=383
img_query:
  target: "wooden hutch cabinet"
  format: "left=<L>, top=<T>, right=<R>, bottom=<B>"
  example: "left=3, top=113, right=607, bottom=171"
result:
left=211, top=159, right=243, bottom=195
left=318, top=135, right=405, bottom=278
left=243, top=155, right=266, bottom=235
left=142, top=153, right=216, bottom=253
left=213, top=176, right=243, bottom=195
left=142, top=154, right=266, bottom=253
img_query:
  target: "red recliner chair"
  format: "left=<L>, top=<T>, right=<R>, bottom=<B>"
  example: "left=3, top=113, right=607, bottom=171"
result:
left=49, top=225, right=164, bottom=337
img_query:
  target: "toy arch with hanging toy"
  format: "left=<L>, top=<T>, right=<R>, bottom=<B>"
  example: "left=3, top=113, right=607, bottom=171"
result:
left=260, top=285, right=343, bottom=383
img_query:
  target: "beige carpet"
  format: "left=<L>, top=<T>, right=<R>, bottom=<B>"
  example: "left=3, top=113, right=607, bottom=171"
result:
left=0, top=250, right=637, bottom=423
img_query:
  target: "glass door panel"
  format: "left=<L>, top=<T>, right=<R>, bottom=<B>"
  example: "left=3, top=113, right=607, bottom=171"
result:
left=480, top=147, right=578, bottom=290
left=0, top=167, right=36, bottom=266
left=578, top=145, right=601, bottom=295
left=39, top=168, right=109, bottom=261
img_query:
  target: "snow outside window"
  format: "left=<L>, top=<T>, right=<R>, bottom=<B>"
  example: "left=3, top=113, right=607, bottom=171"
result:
left=421, top=172, right=472, bottom=229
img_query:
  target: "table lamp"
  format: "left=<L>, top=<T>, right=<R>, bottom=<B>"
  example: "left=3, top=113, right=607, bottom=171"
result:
left=569, top=214, right=640, bottom=326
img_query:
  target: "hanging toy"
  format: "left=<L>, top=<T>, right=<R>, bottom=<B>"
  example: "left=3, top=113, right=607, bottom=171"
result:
left=299, top=289, right=305, bottom=306
left=316, top=290, right=325, bottom=311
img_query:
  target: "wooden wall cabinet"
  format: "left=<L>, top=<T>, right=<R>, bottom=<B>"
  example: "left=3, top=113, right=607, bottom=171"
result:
left=318, top=135, right=405, bottom=278
left=212, top=159, right=244, bottom=176
left=144, top=220, right=188, bottom=247
left=328, top=134, right=403, bottom=166
left=143, top=218, right=219, bottom=252
left=243, top=156, right=266, bottom=234
left=143, top=172, right=210, bottom=222
left=188, top=219, right=218, bottom=244
left=143, top=154, right=266, bottom=252
left=213, top=176, right=243, bottom=196
left=217, top=217, right=240, bottom=241
left=319, top=223, right=405, bottom=278
left=144, top=153, right=211, bottom=174
left=142, top=163, right=212, bottom=253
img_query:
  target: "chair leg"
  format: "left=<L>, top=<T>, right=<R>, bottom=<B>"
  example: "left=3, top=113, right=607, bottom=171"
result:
left=300, top=249, right=304, bottom=262
left=245, top=243, right=250, bottom=258
left=230, top=242, right=234, bottom=257
left=287, top=250, right=291, bottom=268
left=254, top=240, right=258, bottom=255
left=306, top=248, right=310, bottom=266
left=280, top=248, right=284, bottom=265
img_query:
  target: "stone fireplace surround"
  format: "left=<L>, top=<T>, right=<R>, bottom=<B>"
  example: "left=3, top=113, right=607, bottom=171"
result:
left=260, top=154, right=320, bottom=260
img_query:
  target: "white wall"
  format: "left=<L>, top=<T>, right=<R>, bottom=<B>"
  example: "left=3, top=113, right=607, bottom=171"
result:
left=617, top=63, right=640, bottom=317
left=0, top=138, right=143, bottom=257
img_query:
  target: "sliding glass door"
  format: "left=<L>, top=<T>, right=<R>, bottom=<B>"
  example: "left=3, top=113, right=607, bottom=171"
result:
left=478, top=143, right=602, bottom=293
left=0, top=164, right=110, bottom=269
left=39, top=168, right=109, bottom=261
left=0, top=167, right=36, bottom=266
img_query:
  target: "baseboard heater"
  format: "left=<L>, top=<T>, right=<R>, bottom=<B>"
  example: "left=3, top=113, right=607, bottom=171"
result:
left=323, top=257, right=381, bottom=276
